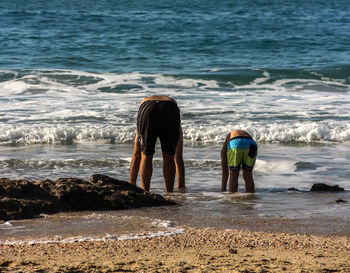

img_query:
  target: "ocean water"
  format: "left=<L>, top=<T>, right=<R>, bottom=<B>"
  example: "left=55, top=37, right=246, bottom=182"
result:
left=0, top=0, right=350, bottom=243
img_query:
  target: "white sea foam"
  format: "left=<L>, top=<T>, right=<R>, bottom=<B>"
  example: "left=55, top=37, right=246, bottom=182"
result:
left=0, top=116, right=349, bottom=145
left=1, top=157, right=299, bottom=173
left=0, top=221, right=26, bottom=231
left=183, top=122, right=350, bottom=144
left=254, top=159, right=295, bottom=174
left=0, top=225, right=186, bottom=245
left=0, top=221, right=13, bottom=229
left=1, top=69, right=349, bottom=145
left=154, top=74, right=219, bottom=89
left=0, top=158, right=132, bottom=170
left=152, top=219, right=176, bottom=228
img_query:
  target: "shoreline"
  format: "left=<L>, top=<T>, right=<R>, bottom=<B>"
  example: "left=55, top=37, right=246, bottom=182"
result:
left=1, top=226, right=349, bottom=273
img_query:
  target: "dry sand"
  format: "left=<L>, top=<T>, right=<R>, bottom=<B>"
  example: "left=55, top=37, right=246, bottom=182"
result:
left=0, top=226, right=349, bottom=273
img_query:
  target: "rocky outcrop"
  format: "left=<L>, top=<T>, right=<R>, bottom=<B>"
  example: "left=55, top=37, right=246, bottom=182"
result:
left=310, top=183, right=345, bottom=192
left=0, top=174, right=176, bottom=221
left=287, top=188, right=300, bottom=192
left=334, top=199, right=347, bottom=203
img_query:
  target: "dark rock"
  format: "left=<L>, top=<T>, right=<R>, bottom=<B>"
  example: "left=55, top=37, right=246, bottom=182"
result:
left=0, top=178, right=65, bottom=220
left=229, top=248, right=238, bottom=254
left=295, top=161, right=318, bottom=171
left=0, top=174, right=176, bottom=221
left=287, top=187, right=300, bottom=192
left=310, top=183, right=345, bottom=192
left=334, top=199, right=347, bottom=203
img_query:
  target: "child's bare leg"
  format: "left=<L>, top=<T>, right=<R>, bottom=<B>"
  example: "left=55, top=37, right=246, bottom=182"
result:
left=243, top=169, right=255, bottom=193
left=229, top=170, right=239, bottom=193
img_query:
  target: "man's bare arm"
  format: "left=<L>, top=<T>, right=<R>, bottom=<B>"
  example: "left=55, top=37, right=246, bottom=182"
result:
left=129, top=133, right=141, bottom=185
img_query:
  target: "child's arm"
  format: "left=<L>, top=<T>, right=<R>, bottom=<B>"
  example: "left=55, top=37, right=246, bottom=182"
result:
left=221, top=134, right=230, bottom=191
left=175, top=127, right=185, bottom=192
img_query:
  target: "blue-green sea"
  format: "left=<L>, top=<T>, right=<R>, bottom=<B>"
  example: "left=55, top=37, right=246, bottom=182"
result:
left=0, top=0, right=349, bottom=244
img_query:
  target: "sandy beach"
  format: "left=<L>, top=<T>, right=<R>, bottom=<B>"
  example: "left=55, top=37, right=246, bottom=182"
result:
left=1, top=226, right=349, bottom=273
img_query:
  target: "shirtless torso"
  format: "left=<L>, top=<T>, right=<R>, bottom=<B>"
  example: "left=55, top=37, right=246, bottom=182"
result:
left=141, top=95, right=177, bottom=104
left=229, top=130, right=251, bottom=139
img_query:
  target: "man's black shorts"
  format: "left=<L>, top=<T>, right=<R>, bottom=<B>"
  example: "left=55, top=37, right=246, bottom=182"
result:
left=137, top=100, right=180, bottom=156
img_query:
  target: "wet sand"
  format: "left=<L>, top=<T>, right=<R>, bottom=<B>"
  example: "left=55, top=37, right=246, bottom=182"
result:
left=1, top=226, right=349, bottom=273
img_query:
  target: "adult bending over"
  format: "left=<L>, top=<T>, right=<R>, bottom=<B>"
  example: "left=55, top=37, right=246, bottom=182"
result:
left=129, top=95, right=185, bottom=192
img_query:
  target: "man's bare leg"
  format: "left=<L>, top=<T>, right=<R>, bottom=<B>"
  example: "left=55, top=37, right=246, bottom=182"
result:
left=140, top=153, right=153, bottom=191
left=162, top=152, right=176, bottom=193
left=243, top=169, right=255, bottom=193
left=229, top=170, right=239, bottom=193
left=175, top=153, right=185, bottom=192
